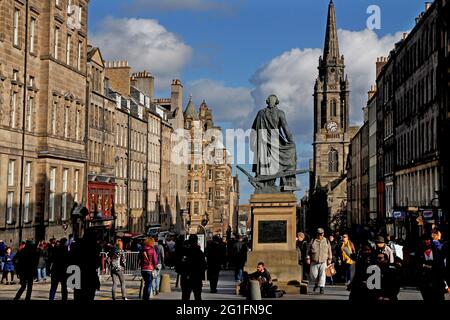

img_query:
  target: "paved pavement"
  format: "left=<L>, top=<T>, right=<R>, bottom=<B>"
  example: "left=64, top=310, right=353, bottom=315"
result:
left=0, top=269, right=447, bottom=301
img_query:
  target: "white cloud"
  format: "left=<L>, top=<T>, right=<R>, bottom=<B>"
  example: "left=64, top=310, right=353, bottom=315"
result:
left=90, top=17, right=192, bottom=90
left=186, top=79, right=254, bottom=127
left=128, top=0, right=230, bottom=12
left=340, top=29, right=405, bottom=125
left=250, top=48, right=322, bottom=144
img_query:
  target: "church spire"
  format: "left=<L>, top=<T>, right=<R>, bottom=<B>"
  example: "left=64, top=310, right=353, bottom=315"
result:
left=323, top=0, right=340, bottom=60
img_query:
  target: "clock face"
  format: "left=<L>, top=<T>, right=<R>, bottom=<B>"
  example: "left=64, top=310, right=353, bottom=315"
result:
left=326, top=121, right=338, bottom=133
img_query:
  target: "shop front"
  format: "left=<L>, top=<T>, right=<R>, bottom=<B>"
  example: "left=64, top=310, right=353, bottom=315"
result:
left=88, top=181, right=116, bottom=217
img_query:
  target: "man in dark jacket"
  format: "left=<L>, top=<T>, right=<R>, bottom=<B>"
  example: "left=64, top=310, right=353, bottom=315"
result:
left=49, top=238, right=69, bottom=300
left=417, top=236, right=447, bottom=301
left=249, top=262, right=274, bottom=297
left=232, top=235, right=247, bottom=282
left=179, top=234, right=207, bottom=301
left=348, top=242, right=375, bottom=301
left=72, top=231, right=101, bottom=301
left=14, top=240, right=38, bottom=300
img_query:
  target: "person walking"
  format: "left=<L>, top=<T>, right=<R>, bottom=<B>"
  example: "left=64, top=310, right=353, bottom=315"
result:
left=36, top=241, right=48, bottom=282
left=232, top=235, right=247, bottom=282
left=174, top=235, right=185, bottom=288
left=49, top=238, right=69, bottom=300
left=326, top=234, right=338, bottom=285
left=417, top=236, right=447, bottom=301
left=374, top=235, right=395, bottom=263
left=1, top=247, right=15, bottom=285
left=179, top=234, right=207, bottom=301
left=348, top=242, right=375, bottom=301
left=205, top=235, right=225, bottom=293
left=71, top=231, right=101, bottom=302
left=139, top=238, right=158, bottom=301
left=296, top=232, right=309, bottom=281
left=107, top=239, right=127, bottom=300
left=153, top=239, right=165, bottom=296
left=306, top=228, right=332, bottom=294
left=341, top=234, right=356, bottom=285
left=14, top=240, right=38, bottom=300
left=374, top=252, right=401, bottom=301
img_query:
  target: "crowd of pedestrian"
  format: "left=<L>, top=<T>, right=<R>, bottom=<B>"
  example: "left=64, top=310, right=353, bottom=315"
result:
left=296, top=226, right=450, bottom=300
left=0, top=231, right=102, bottom=301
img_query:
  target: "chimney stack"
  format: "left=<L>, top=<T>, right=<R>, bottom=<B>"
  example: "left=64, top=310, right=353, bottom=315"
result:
left=368, top=85, right=377, bottom=100
left=105, top=60, right=131, bottom=97
left=171, top=79, right=183, bottom=113
left=131, top=70, right=154, bottom=98
left=376, top=57, right=388, bottom=78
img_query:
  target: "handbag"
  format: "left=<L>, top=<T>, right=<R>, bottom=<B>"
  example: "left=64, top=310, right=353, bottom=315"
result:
left=325, top=264, right=337, bottom=277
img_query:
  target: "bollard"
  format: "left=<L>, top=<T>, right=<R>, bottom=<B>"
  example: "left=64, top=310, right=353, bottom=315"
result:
left=299, top=283, right=308, bottom=294
left=249, top=280, right=262, bottom=300
left=159, top=273, right=171, bottom=293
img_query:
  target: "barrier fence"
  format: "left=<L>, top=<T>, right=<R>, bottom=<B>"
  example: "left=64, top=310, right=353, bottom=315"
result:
left=99, top=251, right=141, bottom=279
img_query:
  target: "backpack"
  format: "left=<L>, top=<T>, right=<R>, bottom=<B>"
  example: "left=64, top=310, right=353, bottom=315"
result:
left=109, top=251, right=124, bottom=273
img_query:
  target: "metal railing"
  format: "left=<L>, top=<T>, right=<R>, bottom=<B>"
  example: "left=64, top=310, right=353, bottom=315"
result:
left=99, top=251, right=142, bottom=279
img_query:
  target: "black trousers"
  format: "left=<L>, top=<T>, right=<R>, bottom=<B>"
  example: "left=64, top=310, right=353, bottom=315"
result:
left=14, top=274, right=34, bottom=300
left=208, top=269, right=220, bottom=291
left=181, top=276, right=202, bottom=301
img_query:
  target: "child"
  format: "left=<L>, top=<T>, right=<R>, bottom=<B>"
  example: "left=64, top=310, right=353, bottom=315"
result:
left=1, top=247, right=15, bottom=285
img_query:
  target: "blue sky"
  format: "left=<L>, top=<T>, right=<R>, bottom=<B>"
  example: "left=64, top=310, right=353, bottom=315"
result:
left=88, top=0, right=429, bottom=204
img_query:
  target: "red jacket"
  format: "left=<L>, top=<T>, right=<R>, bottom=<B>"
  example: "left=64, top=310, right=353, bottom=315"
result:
left=140, top=246, right=158, bottom=271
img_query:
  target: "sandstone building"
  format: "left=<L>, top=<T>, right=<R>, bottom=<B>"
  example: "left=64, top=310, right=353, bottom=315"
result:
left=0, top=0, right=88, bottom=245
left=184, top=98, right=239, bottom=238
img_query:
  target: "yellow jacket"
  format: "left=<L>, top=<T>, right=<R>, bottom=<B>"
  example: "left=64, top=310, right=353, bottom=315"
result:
left=341, top=241, right=354, bottom=265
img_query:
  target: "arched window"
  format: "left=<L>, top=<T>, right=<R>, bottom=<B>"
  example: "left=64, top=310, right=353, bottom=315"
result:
left=331, top=100, right=337, bottom=117
left=328, top=149, right=338, bottom=173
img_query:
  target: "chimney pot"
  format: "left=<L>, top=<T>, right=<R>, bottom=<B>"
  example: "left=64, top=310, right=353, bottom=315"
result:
left=425, top=2, right=431, bottom=10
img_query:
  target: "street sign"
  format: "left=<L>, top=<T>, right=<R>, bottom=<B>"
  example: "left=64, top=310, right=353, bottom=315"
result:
left=393, top=211, right=405, bottom=219
left=423, top=210, right=434, bottom=218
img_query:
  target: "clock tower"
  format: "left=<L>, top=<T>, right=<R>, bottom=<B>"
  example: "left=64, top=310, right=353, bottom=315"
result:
left=312, top=0, right=351, bottom=190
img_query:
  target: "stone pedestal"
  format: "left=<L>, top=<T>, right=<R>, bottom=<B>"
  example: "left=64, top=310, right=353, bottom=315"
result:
left=244, top=193, right=302, bottom=287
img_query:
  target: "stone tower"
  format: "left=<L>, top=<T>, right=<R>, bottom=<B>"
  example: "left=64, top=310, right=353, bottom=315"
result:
left=311, top=0, right=356, bottom=229
left=313, top=0, right=350, bottom=187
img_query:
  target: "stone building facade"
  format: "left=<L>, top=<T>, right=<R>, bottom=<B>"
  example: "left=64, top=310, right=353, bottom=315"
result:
left=367, top=86, right=378, bottom=223
left=153, top=79, right=188, bottom=234
left=105, top=62, right=157, bottom=234
left=375, top=1, right=449, bottom=241
left=86, top=47, right=116, bottom=231
left=347, top=115, right=369, bottom=227
left=109, top=89, right=130, bottom=231
left=184, top=98, right=239, bottom=238
left=437, top=0, right=449, bottom=236
left=0, top=0, right=88, bottom=245
left=159, top=110, right=173, bottom=230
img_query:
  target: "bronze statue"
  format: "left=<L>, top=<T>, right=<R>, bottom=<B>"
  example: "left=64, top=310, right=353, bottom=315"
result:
left=238, top=94, right=306, bottom=193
